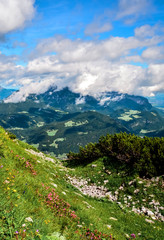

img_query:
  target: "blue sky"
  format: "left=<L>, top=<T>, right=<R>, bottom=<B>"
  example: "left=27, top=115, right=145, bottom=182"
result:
left=0, top=0, right=164, bottom=102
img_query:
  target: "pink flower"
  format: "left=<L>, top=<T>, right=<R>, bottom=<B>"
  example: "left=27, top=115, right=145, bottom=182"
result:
left=131, top=233, right=136, bottom=238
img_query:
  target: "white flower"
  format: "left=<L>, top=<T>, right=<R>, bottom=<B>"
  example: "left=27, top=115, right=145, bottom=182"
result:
left=25, top=217, right=33, bottom=222
left=107, top=225, right=111, bottom=229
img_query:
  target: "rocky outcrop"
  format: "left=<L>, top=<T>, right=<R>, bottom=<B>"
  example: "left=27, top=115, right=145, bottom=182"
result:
left=66, top=175, right=164, bottom=222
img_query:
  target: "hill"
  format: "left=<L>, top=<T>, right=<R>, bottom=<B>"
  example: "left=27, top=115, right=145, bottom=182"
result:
left=1, top=87, right=164, bottom=157
left=0, top=127, right=164, bottom=239
left=11, top=111, right=129, bottom=157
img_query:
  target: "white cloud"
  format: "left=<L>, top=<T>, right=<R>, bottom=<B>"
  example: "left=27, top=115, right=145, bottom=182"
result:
left=0, top=52, right=24, bottom=86
left=5, top=76, right=58, bottom=102
left=85, top=22, right=112, bottom=36
left=75, top=97, right=86, bottom=105
left=34, top=34, right=161, bottom=63
left=135, top=24, right=164, bottom=40
left=0, top=0, right=35, bottom=35
left=137, top=64, right=164, bottom=96
left=142, top=46, right=164, bottom=62
left=3, top=26, right=164, bottom=102
left=135, top=25, right=156, bottom=38
left=116, top=0, right=152, bottom=23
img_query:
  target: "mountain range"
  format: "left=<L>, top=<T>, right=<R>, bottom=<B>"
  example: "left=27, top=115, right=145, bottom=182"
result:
left=0, top=86, right=164, bottom=157
left=0, top=86, right=16, bottom=100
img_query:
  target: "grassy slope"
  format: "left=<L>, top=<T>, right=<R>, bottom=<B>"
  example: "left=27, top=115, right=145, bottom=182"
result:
left=0, top=127, right=164, bottom=240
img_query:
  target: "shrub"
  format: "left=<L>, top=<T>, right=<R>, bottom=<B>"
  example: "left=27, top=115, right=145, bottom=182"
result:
left=67, top=132, right=164, bottom=178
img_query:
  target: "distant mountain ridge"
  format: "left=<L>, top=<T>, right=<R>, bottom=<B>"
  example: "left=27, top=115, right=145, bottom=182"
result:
left=0, top=86, right=16, bottom=100
left=29, top=87, right=152, bottom=113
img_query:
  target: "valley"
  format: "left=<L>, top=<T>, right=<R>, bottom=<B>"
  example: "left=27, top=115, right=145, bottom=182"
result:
left=0, top=87, right=164, bottom=157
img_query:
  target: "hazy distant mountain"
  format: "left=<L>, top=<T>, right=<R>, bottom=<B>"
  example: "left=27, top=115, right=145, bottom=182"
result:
left=147, top=93, right=164, bottom=107
left=0, top=86, right=16, bottom=100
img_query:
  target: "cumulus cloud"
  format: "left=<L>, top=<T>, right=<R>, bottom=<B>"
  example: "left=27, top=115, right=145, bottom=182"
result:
left=0, top=0, right=35, bottom=35
left=142, top=46, right=164, bottom=63
left=3, top=24, right=164, bottom=102
left=135, top=25, right=157, bottom=38
left=5, top=77, right=57, bottom=102
left=0, top=52, right=24, bottom=87
left=34, top=34, right=161, bottom=63
left=135, top=24, right=164, bottom=40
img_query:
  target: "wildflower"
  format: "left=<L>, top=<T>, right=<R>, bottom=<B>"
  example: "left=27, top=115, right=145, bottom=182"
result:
left=17, top=196, right=20, bottom=199
left=22, top=224, right=26, bottom=227
left=25, top=217, right=33, bottom=222
left=15, top=204, right=18, bottom=207
left=15, top=231, right=19, bottom=234
left=107, top=225, right=111, bottom=229
left=131, top=233, right=136, bottom=238
left=4, top=180, right=10, bottom=184
left=36, top=229, right=39, bottom=232
left=7, top=187, right=10, bottom=190
left=22, top=230, right=26, bottom=238
left=0, top=165, right=3, bottom=168
left=13, top=189, right=17, bottom=192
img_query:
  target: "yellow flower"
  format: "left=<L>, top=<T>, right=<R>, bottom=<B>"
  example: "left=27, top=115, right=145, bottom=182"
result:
left=7, top=187, right=10, bottom=190
left=15, top=204, right=18, bottom=207
left=7, top=177, right=10, bottom=180
left=17, top=196, right=20, bottom=199
left=9, top=172, right=11, bottom=175
left=13, top=189, right=17, bottom=192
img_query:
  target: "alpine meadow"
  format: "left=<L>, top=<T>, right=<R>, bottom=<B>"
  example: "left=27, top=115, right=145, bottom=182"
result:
left=0, top=0, right=164, bottom=239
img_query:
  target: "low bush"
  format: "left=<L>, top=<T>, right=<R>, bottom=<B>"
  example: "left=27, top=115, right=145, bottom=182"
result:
left=67, top=132, right=164, bottom=177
